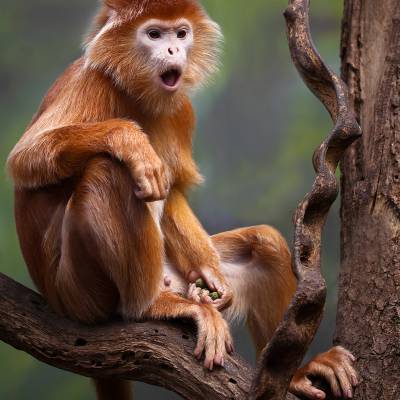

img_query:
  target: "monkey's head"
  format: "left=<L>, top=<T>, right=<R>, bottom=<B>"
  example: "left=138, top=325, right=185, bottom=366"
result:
left=85, top=0, right=223, bottom=113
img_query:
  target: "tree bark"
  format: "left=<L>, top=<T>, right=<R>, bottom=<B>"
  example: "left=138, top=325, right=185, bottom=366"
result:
left=337, top=1, right=400, bottom=399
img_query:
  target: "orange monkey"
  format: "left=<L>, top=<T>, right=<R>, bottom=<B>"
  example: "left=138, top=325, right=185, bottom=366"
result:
left=7, top=1, right=357, bottom=399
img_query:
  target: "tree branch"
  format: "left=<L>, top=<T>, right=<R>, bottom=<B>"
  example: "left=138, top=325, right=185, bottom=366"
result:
left=0, top=272, right=252, bottom=400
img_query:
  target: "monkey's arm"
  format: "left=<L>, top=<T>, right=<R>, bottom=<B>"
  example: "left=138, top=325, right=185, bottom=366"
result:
left=162, top=189, right=233, bottom=310
left=7, top=119, right=167, bottom=200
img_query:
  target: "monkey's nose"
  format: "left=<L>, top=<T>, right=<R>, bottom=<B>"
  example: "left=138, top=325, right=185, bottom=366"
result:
left=168, top=47, right=180, bottom=55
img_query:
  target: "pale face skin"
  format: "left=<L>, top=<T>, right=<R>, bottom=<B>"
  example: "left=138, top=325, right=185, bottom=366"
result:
left=136, top=18, right=194, bottom=92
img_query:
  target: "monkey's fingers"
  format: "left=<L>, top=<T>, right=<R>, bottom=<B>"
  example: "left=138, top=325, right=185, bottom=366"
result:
left=155, top=165, right=169, bottom=198
left=203, top=320, right=217, bottom=371
left=131, top=155, right=167, bottom=201
left=200, top=268, right=221, bottom=292
left=290, top=375, right=327, bottom=400
left=291, top=347, right=358, bottom=399
left=187, top=270, right=201, bottom=283
left=194, top=310, right=208, bottom=359
left=213, top=322, right=227, bottom=368
left=187, top=283, right=202, bottom=303
left=321, top=347, right=358, bottom=398
left=311, top=364, right=342, bottom=398
left=332, top=364, right=354, bottom=399
left=193, top=314, right=207, bottom=360
left=199, top=290, right=212, bottom=304
left=148, top=173, right=161, bottom=200
left=134, top=175, right=153, bottom=200
left=226, top=339, right=234, bottom=354
left=343, top=360, right=358, bottom=387
left=211, top=287, right=233, bottom=311
left=134, top=175, right=165, bottom=202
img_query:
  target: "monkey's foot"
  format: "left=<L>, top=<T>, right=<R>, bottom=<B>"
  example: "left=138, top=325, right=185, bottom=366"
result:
left=289, top=346, right=358, bottom=399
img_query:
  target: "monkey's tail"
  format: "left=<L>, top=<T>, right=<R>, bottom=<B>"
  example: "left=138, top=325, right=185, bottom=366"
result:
left=94, top=378, right=132, bottom=400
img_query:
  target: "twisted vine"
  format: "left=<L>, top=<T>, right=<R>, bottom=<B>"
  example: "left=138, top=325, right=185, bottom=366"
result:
left=250, top=1, right=362, bottom=399
left=0, top=1, right=361, bottom=399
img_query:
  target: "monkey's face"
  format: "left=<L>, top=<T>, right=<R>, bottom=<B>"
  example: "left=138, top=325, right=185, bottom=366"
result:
left=135, top=19, right=193, bottom=93
left=85, top=2, right=222, bottom=113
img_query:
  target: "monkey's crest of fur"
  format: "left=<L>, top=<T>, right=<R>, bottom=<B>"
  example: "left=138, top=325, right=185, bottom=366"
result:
left=105, top=0, right=201, bottom=19
left=84, top=0, right=223, bottom=114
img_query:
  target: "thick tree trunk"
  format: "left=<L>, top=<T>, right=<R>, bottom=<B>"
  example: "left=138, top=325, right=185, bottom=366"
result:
left=336, top=1, right=400, bottom=399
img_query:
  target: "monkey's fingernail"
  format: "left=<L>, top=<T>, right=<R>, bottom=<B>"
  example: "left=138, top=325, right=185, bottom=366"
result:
left=215, top=355, right=223, bottom=365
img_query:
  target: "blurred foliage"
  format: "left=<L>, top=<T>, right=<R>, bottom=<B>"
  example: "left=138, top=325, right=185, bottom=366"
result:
left=0, top=1, right=343, bottom=399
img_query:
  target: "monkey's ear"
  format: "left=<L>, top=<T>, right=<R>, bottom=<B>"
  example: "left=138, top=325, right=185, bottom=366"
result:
left=104, top=0, right=132, bottom=10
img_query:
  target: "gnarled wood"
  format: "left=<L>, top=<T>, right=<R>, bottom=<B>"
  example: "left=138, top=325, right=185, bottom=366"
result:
left=250, top=1, right=361, bottom=398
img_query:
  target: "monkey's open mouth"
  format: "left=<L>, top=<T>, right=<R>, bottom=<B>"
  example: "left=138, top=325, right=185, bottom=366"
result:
left=160, top=68, right=182, bottom=91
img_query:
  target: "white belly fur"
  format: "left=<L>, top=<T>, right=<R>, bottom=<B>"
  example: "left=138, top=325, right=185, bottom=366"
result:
left=147, top=200, right=187, bottom=294
left=160, top=262, right=187, bottom=294
left=147, top=200, right=165, bottom=235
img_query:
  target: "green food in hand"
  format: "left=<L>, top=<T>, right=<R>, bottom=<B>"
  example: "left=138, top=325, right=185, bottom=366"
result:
left=195, top=279, right=221, bottom=301
left=195, top=278, right=207, bottom=289
left=209, top=292, right=220, bottom=301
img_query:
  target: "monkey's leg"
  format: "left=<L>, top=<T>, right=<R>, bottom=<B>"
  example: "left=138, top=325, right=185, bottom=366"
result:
left=213, top=227, right=358, bottom=400
left=56, top=156, right=164, bottom=321
left=56, top=156, right=164, bottom=400
left=211, top=225, right=296, bottom=355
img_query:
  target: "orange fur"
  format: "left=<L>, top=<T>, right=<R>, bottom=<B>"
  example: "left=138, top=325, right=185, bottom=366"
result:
left=7, top=1, right=355, bottom=399
left=162, top=189, right=220, bottom=279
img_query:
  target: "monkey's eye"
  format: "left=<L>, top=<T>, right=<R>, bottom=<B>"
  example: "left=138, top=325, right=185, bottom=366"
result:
left=148, top=29, right=162, bottom=40
left=177, top=29, right=188, bottom=39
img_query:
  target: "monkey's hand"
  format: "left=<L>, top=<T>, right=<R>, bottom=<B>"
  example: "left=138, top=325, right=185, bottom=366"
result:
left=193, top=304, right=234, bottom=370
left=126, top=138, right=169, bottom=202
left=187, top=268, right=233, bottom=311
left=289, top=346, right=358, bottom=400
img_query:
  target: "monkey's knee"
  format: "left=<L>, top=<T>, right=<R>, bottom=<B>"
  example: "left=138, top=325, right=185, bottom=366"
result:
left=245, top=225, right=296, bottom=304
left=246, top=225, right=292, bottom=270
left=217, top=226, right=296, bottom=331
left=214, top=225, right=292, bottom=270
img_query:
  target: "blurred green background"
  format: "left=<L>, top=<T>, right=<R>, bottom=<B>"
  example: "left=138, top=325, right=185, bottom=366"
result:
left=0, top=0, right=343, bottom=398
